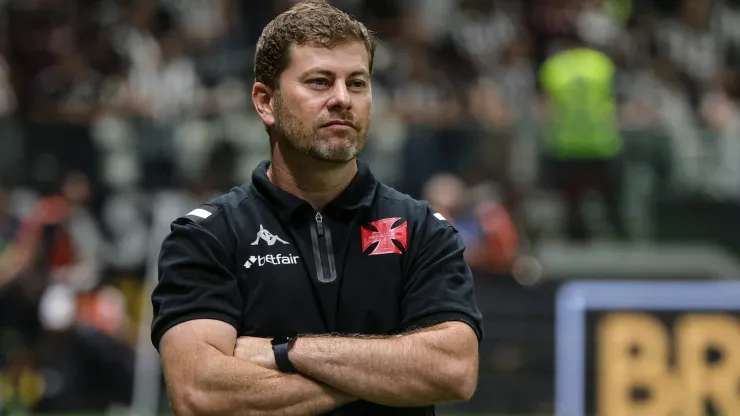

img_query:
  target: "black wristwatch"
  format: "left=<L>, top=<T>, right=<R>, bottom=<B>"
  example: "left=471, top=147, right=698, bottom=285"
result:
left=271, top=336, right=299, bottom=374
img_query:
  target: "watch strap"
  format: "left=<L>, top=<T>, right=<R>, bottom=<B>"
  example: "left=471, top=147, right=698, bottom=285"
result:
left=273, top=339, right=299, bottom=374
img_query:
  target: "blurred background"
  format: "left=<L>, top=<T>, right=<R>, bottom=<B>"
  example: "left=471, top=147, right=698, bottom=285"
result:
left=1, top=0, right=740, bottom=415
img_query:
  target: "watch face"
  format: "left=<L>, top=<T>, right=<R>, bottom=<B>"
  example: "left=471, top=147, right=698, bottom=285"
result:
left=271, top=336, right=293, bottom=346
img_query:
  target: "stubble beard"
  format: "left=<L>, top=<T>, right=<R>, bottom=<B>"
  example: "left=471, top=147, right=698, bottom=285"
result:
left=272, top=93, right=367, bottom=163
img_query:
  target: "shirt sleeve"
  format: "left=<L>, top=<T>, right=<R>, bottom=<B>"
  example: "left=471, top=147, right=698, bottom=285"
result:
left=150, top=215, right=242, bottom=350
left=400, top=209, right=484, bottom=341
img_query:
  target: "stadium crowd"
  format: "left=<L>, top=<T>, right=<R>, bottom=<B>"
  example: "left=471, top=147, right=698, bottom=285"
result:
left=1, top=0, right=740, bottom=413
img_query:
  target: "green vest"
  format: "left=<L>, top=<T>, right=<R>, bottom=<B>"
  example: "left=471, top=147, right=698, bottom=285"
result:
left=539, top=48, right=621, bottom=159
left=605, top=0, right=632, bottom=23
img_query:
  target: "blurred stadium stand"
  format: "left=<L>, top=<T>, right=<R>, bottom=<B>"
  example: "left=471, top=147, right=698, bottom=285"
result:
left=2, top=0, right=740, bottom=415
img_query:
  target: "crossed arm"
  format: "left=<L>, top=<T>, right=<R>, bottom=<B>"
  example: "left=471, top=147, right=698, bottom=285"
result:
left=159, top=319, right=479, bottom=416
left=285, top=321, right=479, bottom=407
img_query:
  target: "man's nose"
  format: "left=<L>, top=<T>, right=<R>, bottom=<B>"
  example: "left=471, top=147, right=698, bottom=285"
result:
left=327, top=82, right=351, bottom=110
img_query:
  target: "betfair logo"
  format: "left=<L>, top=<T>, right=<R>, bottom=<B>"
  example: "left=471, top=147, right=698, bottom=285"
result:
left=244, top=254, right=300, bottom=269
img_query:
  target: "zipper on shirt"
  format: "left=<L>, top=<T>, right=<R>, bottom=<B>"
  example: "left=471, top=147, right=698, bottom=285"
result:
left=311, top=212, right=337, bottom=283
left=316, top=212, right=324, bottom=236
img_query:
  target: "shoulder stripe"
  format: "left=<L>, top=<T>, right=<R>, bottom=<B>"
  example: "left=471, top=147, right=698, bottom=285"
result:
left=432, top=211, right=457, bottom=232
left=184, top=204, right=220, bottom=223
left=188, top=208, right=212, bottom=219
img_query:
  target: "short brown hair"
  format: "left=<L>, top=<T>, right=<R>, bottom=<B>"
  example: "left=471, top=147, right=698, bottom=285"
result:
left=254, top=0, right=378, bottom=90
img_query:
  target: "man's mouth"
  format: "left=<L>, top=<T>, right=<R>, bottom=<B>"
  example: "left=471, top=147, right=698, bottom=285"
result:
left=321, top=120, right=355, bottom=128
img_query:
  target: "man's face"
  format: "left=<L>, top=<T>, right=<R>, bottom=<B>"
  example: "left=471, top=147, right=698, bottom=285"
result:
left=270, top=41, right=372, bottom=163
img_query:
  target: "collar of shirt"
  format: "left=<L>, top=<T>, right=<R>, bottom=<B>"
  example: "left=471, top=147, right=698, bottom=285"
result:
left=250, top=159, right=378, bottom=221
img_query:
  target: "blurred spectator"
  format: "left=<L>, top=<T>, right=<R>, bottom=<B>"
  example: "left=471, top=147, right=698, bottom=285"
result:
left=161, top=0, right=250, bottom=84
left=0, top=184, right=21, bottom=290
left=538, top=40, right=627, bottom=241
left=466, top=79, right=516, bottom=182
left=25, top=49, right=103, bottom=192
left=654, top=0, right=719, bottom=107
left=494, top=33, right=536, bottom=120
left=58, top=171, right=106, bottom=292
left=424, top=174, right=518, bottom=274
left=16, top=179, right=78, bottom=287
left=107, top=4, right=201, bottom=189
left=447, top=0, right=518, bottom=75
left=27, top=50, right=103, bottom=126
left=161, top=0, right=228, bottom=49
left=468, top=182, right=519, bottom=273
left=29, top=282, right=134, bottom=413
left=0, top=50, right=22, bottom=187
left=0, top=171, right=132, bottom=412
left=99, top=192, right=149, bottom=274
left=526, top=0, right=582, bottom=65
left=12, top=170, right=113, bottom=297
left=392, top=45, right=463, bottom=198
left=575, top=0, right=628, bottom=51
left=700, top=92, right=740, bottom=198
left=424, top=174, right=468, bottom=226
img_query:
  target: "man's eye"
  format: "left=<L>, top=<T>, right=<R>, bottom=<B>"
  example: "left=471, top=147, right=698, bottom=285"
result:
left=310, top=78, right=330, bottom=86
left=350, top=80, right=367, bottom=88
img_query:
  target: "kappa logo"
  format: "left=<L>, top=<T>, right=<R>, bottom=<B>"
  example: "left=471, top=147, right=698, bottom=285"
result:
left=251, top=225, right=289, bottom=246
left=245, top=226, right=296, bottom=269
left=361, top=217, right=408, bottom=256
left=244, top=254, right=300, bottom=269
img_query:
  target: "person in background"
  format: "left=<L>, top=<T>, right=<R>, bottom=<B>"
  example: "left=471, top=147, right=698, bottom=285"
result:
left=0, top=49, right=22, bottom=187
left=0, top=183, right=22, bottom=290
left=538, top=37, right=627, bottom=241
left=392, top=45, right=463, bottom=198
left=424, top=174, right=518, bottom=274
left=25, top=46, right=104, bottom=193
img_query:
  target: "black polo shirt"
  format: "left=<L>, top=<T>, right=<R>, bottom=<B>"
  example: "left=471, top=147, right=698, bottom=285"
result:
left=151, top=160, right=483, bottom=415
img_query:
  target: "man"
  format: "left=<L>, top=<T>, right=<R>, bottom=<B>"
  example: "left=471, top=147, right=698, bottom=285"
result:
left=538, top=38, right=625, bottom=241
left=151, top=1, right=483, bottom=415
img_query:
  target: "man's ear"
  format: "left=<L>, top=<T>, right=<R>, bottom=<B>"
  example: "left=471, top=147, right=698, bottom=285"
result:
left=252, top=82, right=275, bottom=127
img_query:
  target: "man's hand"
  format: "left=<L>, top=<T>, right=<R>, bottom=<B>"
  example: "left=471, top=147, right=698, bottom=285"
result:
left=234, top=336, right=276, bottom=370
